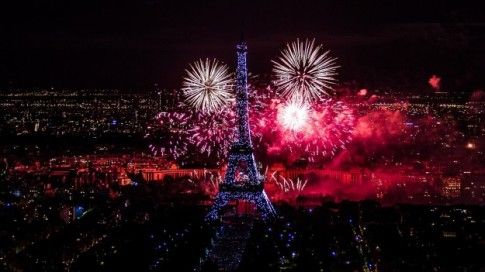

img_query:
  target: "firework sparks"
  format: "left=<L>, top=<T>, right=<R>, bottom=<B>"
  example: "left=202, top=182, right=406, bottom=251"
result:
left=272, top=39, right=338, bottom=102
left=271, top=172, right=308, bottom=192
left=248, top=85, right=280, bottom=142
left=145, top=111, right=193, bottom=160
left=182, top=58, right=234, bottom=113
left=191, top=108, right=235, bottom=158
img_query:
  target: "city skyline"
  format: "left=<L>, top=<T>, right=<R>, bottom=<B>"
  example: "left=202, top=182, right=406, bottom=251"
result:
left=0, top=1, right=484, bottom=271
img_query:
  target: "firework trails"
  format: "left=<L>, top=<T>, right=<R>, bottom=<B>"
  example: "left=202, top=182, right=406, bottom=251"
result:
left=272, top=39, right=338, bottom=102
left=182, top=58, right=234, bottom=113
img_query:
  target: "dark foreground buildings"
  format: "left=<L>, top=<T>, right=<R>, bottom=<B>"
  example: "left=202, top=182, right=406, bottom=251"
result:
left=0, top=169, right=484, bottom=271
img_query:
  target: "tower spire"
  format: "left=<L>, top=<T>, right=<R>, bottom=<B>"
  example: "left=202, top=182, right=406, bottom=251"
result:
left=206, top=42, right=276, bottom=222
left=235, top=41, right=251, bottom=146
left=239, top=16, right=245, bottom=43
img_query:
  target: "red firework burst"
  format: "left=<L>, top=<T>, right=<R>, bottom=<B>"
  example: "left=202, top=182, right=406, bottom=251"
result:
left=145, top=110, right=193, bottom=160
left=273, top=99, right=355, bottom=162
left=190, top=107, right=236, bottom=158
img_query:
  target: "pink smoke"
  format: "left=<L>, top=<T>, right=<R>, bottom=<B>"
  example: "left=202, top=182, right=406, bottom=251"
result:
left=428, top=74, right=441, bottom=90
left=357, top=89, right=368, bottom=96
left=353, top=109, right=406, bottom=143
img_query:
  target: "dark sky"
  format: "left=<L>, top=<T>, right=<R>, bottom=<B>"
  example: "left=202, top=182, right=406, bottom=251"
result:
left=0, top=0, right=484, bottom=91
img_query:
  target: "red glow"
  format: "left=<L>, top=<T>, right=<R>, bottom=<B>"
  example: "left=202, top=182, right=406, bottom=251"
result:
left=428, top=74, right=441, bottom=90
left=357, top=88, right=368, bottom=96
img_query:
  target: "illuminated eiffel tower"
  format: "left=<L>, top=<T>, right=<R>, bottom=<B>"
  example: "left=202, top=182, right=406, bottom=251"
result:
left=206, top=41, right=276, bottom=221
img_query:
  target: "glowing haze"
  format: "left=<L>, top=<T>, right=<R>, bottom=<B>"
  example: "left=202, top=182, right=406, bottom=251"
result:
left=428, top=74, right=441, bottom=90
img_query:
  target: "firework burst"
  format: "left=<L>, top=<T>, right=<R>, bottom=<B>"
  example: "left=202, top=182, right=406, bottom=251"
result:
left=276, top=99, right=354, bottom=162
left=249, top=85, right=280, bottom=142
left=278, top=98, right=310, bottom=132
left=145, top=111, right=193, bottom=160
left=191, top=107, right=236, bottom=158
left=182, top=58, right=234, bottom=113
left=272, top=39, right=338, bottom=102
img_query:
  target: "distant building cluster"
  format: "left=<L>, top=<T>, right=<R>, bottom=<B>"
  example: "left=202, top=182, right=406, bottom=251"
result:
left=0, top=89, right=162, bottom=137
left=0, top=87, right=483, bottom=206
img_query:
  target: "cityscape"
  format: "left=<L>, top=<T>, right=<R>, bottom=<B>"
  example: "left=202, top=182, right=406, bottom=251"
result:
left=1, top=0, right=484, bottom=271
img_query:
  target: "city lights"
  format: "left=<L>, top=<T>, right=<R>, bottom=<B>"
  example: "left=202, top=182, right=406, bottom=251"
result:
left=1, top=1, right=484, bottom=271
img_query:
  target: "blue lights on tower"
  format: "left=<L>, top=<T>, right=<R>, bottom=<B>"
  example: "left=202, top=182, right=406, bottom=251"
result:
left=206, top=41, right=276, bottom=221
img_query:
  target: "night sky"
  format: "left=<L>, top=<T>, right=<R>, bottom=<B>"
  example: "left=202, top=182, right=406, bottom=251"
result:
left=1, top=0, right=484, bottom=91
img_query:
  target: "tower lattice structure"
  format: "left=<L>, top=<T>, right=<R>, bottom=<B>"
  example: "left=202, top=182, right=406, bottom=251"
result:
left=206, top=42, right=276, bottom=221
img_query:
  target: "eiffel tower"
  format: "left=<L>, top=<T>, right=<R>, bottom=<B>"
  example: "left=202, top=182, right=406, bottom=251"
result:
left=206, top=41, right=276, bottom=221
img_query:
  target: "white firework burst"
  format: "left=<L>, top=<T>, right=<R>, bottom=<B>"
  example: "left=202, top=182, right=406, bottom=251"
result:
left=272, top=39, right=338, bottom=102
left=182, top=58, right=234, bottom=113
left=278, top=97, right=310, bottom=132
